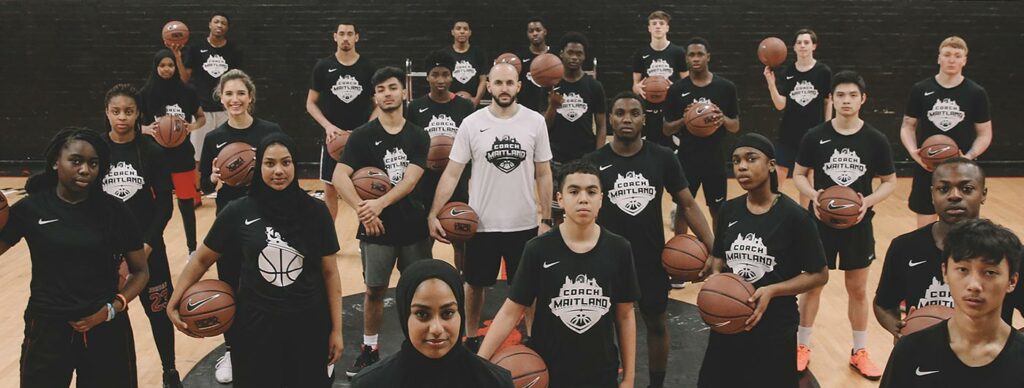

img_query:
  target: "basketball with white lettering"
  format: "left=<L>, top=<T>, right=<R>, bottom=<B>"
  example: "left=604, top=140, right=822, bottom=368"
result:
left=327, top=130, right=350, bottom=162
left=437, top=201, right=478, bottom=242
left=351, top=166, right=393, bottom=200
left=683, top=101, right=721, bottom=137
left=643, top=76, right=671, bottom=103
left=816, top=185, right=862, bottom=229
left=427, top=135, right=454, bottom=172
left=529, top=53, right=564, bottom=87
left=0, top=190, right=9, bottom=232
left=662, top=234, right=708, bottom=281
left=901, top=304, right=954, bottom=336
left=215, top=142, right=256, bottom=187
left=919, top=134, right=959, bottom=171
left=179, top=279, right=235, bottom=337
left=494, top=52, right=523, bottom=74
left=162, top=20, right=190, bottom=47
left=490, top=345, right=549, bottom=388
left=155, top=115, right=189, bottom=148
left=757, top=37, right=787, bottom=67
left=697, top=273, right=755, bottom=334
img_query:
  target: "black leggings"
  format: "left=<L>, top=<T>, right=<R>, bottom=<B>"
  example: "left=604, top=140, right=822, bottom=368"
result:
left=135, top=239, right=176, bottom=371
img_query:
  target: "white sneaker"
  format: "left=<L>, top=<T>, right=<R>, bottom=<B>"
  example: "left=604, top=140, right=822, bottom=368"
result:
left=214, top=351, right=233, bottom=384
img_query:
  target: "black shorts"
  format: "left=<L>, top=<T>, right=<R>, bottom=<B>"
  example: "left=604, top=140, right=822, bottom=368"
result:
left=21, top=312, right=137, bottom=388
left=464, top=229, right=537, bottom=287
left=320, top=144, right=337, bottom=184
left=774, top=140, right=798, bottom=174
left=816, top=214, right=876, bottom=270
left=698, top=326, right=797, bottom=388
left=686, top=174, right=728, bottom=210
left=909, top=167, right=935, bottom=215
left=642, top=106, right=675, bottom=150
left=635, top=250, right=670, bottom=316
left=232, top=304, right=333, bottom=388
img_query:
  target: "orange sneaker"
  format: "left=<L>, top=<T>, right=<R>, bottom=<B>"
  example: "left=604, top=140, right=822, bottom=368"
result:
left=796, top=345, right=811, bottom=372
left=849, top=349, right=882, bottom=380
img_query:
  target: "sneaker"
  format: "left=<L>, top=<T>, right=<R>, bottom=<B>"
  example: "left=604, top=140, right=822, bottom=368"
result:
left=464, top=336, right=483, bottom=353
left=347, top=344, right=380, bottom=377
left=670, top=278, right=687, bottom=289
left=163, top=369, right=183, bottom=388
left=849, top=348, right=882, bottom=380
left=796, top=345, right=811, bottom=373
left=214, top=351, right=232, bottom=384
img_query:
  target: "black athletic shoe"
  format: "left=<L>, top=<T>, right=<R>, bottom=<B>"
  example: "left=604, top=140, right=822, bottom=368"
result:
left=346, top=345, right=379, bottom=377
left=464, top=336, right=483, bottom=353
left=162, top=369, right=183, bottom=388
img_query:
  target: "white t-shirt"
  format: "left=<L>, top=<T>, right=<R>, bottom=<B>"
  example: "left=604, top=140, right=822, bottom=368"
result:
left=450, top=104, right=552, bottom=232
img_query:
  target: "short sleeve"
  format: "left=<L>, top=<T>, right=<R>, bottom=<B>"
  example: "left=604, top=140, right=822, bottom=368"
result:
left=711, top=208, right=728, bottom=258
left=631, top=50, right=644, bottom=74
left=664, top=83, right=685, bottom=121
left=309, top=59, right=324, bottom=92
left=111, top=200, right=144, bottom=253
left=592, top=79, right=607, bottom=113
left=820, top=65, right=833, bottom=96
left=406, top=126, right=430, bottom=170
left=203, top=201, right=238, bottom=254
left=723, top=81, right=740, bottom=118
left=972, top=86, right=992, bottom=123
left=874, top=239, right=906, bottom=309
left=663, top=146, right=689, bottom=193
left=508, top=238, right=542, bottom=306
left=339, top=128, right=369, bottom=170
left=316, top=203, right=341, bottom=256
left=0, top=200, right=27, bottom=246
left=874, top=131, right=896, bottom=176
left=793, top=211, right=827, bottom=273
left=905, top=84, right=923, bottom=119
left=533, top=116, right=553, bottom=162
left=777, top=66, right=793, bottom=95
left=450, top=118, right=474, bottom=164
left=614, top=239, right=641, bottom=303
left=794, top=129, right=817, bottom=168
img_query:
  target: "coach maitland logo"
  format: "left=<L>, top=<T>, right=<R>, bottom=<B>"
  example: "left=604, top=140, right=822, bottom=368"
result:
left=332, top=74, right=364, bottom=103
left=486, top=135, right=527, bottom=173
left=789, top=80, right=819, bottom=107
left=646, top=58, right=674, bottom=79
left=609, top=171, right=656, bottom=216
left=823, top=148, right=866, bottom=186
left=202, top=54, right=229, bottom=78
left=383, top=147, right=410, bottom=185
left=557, top=92, right=589, bottom=122
left=163, top=104, right=186, bottom=120
left=102, top=161, right=145, bottom=201
left=927, top=98, right=965, bottom=132
left=918, top=277, right=954, bottom=309
left=426, top=114, right=458, bottom=138
left=259, top=227, right=304, bottom=287
left=549, top=274, right=610, bottom=334
left=725, top=233, right=777, bottom=283
left=452, top=60, right=477, bottom=84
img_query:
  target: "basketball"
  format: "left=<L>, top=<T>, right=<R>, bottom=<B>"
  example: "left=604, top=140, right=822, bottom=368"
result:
left=162, top=21, right=190, bottom=47
left=816, top=185, right=862, bottom=229
left=215, top=142, right=256, bottom=187
left=901, top=305, right=955, bottom=336
left=0, top=190, right=8, bottom=232
left=683, top=101, right=721, bottom=137
left=662, top=234, right=708, bottom=281
left=529, top=53, right=564, bottom=87
left=327, top=130, right=350, bottom=162
left=437, top=201, right=478, bottom=242
left=919, top=134, right=960, bottom=170
left=154, top=115, right=189, bottom=148
left=351, top=166, right=393, bottom=200
left=757, top=37, right=787, bottom=67
left=427, top=135, right=454, bottom=172
left=494, top=52, right=523, bottom=74
left=490, top=345, right=549, bottom=388
left=697, top=273, right=756, bottom=334
left=643, top=76, right=671, bottom=104
left=178, top=279, right=235, bottom=337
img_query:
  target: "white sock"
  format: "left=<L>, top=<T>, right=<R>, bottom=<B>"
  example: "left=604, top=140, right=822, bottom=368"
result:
left=852, top=330, right=868, bottom=352
left=363, top=334, right=379, bottom=348
left=798, top=326, right=813, bottom=346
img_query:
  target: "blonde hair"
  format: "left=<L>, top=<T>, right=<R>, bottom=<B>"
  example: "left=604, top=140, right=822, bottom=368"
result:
left=214, top=69, right=257, bottom=113
left=939, top=36, right=968, bottom=55
left=648, top=10, right=671, bottom=23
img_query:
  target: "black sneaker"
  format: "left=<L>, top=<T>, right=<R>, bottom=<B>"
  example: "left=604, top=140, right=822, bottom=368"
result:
left=162, top=369, right=183, bottom=388
left=346, top=344, right=379, bottom=377
left=464, top=336, right=483, bottom=353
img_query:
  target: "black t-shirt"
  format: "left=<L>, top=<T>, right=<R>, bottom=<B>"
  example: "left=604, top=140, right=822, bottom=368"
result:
left=664, top=75, right=740, bottom=175
left=905, top=77, right=991, bottom=154
left=199, top=118, right=283, bottom=204
left=776, top=62, right=832, bottom=145
left=102, top=135, right=173, bottom=246
left=713, top=194, right=827, bottom=332
left=340, top=119, right=431, bottom=245
left=443, top=45, right=489, bottom=96
left=880, top=321, right=1024, bottom=388
left=138, top=84, right=202, bottom=172
left=309, top=55, right=376, bottom=131
left=796, top=121, right=895, bottom=207
left=549, top=74, right=607, bottom=162
left=0, top=191, right=143, bottom=319
left=509, top=228, right=640, bottom=387
left=585, top=141, right=688, bottom=270
left=516, top=47, right=549, bottom=112
left=204, top=197, right=339, bottom=312
left=183, top=40, right=243, bottom=111
left=406, top=95, right=475, bottom=205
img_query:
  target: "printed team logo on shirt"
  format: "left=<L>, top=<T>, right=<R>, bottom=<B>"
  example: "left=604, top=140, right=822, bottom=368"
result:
left=425, top=114, right=458, bottom=138
left=331, top=74, right=364, bottom=103
left=259, top=227, right=304, bottom=287
left=102, top=161, right=145, bottom=201
left=927, top=98, right=966, bottom=132
left=452, top=60, right=477, bottom=84
left=917, top=277, right=954, bottom=308
left=383, top=147, right=410, bottom=185
left=646, top=58, right=674, bottom=79
left=202, top=54, right=229, bottom=78
left=163, top=104, right=186, bottom=120
left=549, top=274, right=610, bottom=334
left=789, top=80, right=819, bottom=107
left=823, top=148, right=867, bottom=186
left=725, top=233, right=777, bottom=283
left=556, top=92, right=588, bottom=122
left=486, top=135, right=527, bottom=173
left=608, top=171, right=656, bottom=216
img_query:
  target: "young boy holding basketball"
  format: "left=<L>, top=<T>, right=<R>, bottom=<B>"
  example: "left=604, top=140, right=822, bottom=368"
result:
left=477, top=160, right=640, bottom=387
left=791, top=70, right=896, bottom=377
left=516, top=17, right=550, bottom=112
left=631, top=10, right=687, bottom=148
left=443, top=19, right=489, bottom=107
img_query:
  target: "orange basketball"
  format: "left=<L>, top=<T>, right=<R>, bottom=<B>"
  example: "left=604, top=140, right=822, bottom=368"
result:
left=490, top=345, right=549, bottom=388
left=494, top=52, right=523, bottom=74
left=351, top=166, right=393, bottom=200
left=427, top=135, right=454, bottom=172
left=757, top=37, right=787, bottom=67
left=816, top=185, right=862, bottom=229
left=437, top=202, right=478, bottom=242
left=683, top=101, right=721, bottom=137
left=919, top=134, right=960, bottom=171
left=643, top=76, right=671, bottom=104
left=154, top=115, right=189, bottom=148
left=327, top=130, right=350, bottom=162
left=529, top=53, right=564, bottom=87
left=215, top=142, right=256, bottom=187
left=662, top=234, right=708, bottom=281
left=162, top=21, right=190, bottom=47
left=901, top=305, right=954, bottom=336
left=697, top=273, right=756, bottom=334
left=178, top=279, right=235, bottom=337
left=0, top=190, right=9, bottom=232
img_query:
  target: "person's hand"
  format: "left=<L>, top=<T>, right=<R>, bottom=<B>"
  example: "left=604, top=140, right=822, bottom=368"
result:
left=428, top=215, right=450, bottom=244
left=632, top=78, right=647, bottom=99
left=166, top=305, right=202, bottom=338
left=328, top=331, right=344, bottom=364
left=744, top=285, right=776, bottom=331
left=143, top=243, right=153, bottom=259
left=892, top=319, right=906, bottom=344
left=68, top=305, right=110, bottom=333
left=710, top=108, right=725, bottom=127
left=357, top=199, right=385, bottom=223
left=166, top=42, right=185, bottom=55
left=618, top=380, right=634, bottom=388
left=141, top=122, right=158, bottom=137
left=548, top=90, right=564, bottom=109
left=325, top=125, right=345, bottom=143
left=210, top=157, right=221, bottom=185
left=363, top=217, right=385, bottom=237
left=855, top=193, right=870, bottom=224
left=697, top=259, right=724, bottom=281
left=763, top=66, right=776, bottom=85
left=811, top=189, right=824, bottom=220
left=910, top=150, right=933, bottom=172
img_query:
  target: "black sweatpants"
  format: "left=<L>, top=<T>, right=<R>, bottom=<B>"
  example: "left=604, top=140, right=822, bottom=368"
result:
left=20, top=312, right=137, bottom=388
left=136, top=238, right=176, bottom=370
left=231, top=303, right=333, bottom=388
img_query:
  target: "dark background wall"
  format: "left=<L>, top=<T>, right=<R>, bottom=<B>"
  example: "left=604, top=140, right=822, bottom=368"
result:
left=2, top=0, right=1022, bottom=174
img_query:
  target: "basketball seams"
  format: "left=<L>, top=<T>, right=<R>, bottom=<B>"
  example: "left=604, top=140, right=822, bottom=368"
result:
left=698, top=289, right=755, bottom=314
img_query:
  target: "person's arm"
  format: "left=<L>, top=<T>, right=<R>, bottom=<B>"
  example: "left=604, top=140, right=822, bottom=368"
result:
left=190, top=107, right=207, bottom=132
left=964, top=121, right=992, bottom=160
left=874, top=301, right=903, bottom=340
left=723, top=85, right=741, bottom=134
left=631, top=72, right=646, bottom=99
left=357, top=165, right=425, bottom=222
left=544, top=90, right=562, bottom=127
left=763, top=66, right=786, bottom=111
left=330, top=162, right=382, bottom=235
left=899, top=116, right=929, bottom=170
left=792, top=163, right=819, bottom=204
left=535, top=161, right=553, bottom=234
left=427, top=161, right=467, bottom=243
left=873, top=237, right=907, bottom=338
left=615, top=303, right=637, bottom=388
left=176, top=45, right=192, bottom=82
left=674, top=189, right=713, bottom=252
left=322, top=253, right=344, bottom=364
left=74, top=246, right=150, bottom=332
left=477, top=299, right=529, bottom=359
left=722, top=115, right=740, bottom=134
left=824, top=96, right=833, bottom=121
left=858, top=173, right=897, bottom=223
left=661, top=91, right=686, bottom=136
left=306, top=90, right=345, bottom=142
left=166, top=244, right=220, bottom=335
left=595, top=112, right=607, bottom=149
left=473, top=75, right=488, bottom=107
left=744, top=267, right=828, bottom=331
left=199, top=134, right=218, bottom=193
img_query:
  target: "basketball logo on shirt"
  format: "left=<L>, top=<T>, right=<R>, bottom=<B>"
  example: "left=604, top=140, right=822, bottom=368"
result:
left=918, top=277, right=954, bottom=308
left=725, top=233, right=777, bottom=283
left=789, top=80, right=819, bottom=107
left=383, top=147, right=410, bottom=185
left=331, top=74, right=364, bottom=103
left=646, top=59, right=674, bottom=79
left=452, top=60, right=477, bottom=84
left=163, top=104, right=186, bottom=120
left=823, top=148, right=867, bottom=186
left=259, top=227, right=304, bottom=287
left=102, top=161, right=145, bottom=201
left=486, top=135, right=527, bottom=173
left=556, top=92, right=588, bottom=122
left=608, top=171, right=656, bottom=216
left=927, top=98, right=966, bottom=131
left=549, top=274, right=610, bottom=334
left=425, top=114, right=458, bottom=138
left=202, top=54, right=229, bottom=78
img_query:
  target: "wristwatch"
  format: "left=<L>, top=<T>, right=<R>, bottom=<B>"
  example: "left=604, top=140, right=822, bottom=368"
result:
left=540, top=218, right=555, bottom=227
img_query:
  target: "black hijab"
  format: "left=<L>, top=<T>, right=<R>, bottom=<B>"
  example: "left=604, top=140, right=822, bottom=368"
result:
left=138, top=49, right=185, bottom=119
left=248, top=133, right=317, bottom=242
left=734, top=132, right=780, bottom=193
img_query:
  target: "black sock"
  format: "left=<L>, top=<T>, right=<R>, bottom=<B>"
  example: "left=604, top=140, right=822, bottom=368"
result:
left=649, top=370, right=666, bottom=388
left=177, top=198, right=197, bottom=251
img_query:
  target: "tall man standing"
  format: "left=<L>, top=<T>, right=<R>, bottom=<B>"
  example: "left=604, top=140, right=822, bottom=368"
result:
left=631, top=10, right=687, bottom=149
